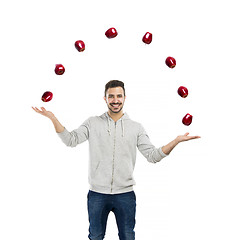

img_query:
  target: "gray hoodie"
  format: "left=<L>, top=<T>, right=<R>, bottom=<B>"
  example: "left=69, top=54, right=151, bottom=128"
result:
left=57, top=112, right=168, bottom=194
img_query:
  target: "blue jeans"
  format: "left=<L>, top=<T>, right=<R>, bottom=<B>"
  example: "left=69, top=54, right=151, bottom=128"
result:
left=87, top=190, right=136, bottom=240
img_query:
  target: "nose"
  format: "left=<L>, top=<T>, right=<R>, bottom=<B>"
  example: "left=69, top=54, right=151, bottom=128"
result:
left=113, top=96, right=121, bottom=103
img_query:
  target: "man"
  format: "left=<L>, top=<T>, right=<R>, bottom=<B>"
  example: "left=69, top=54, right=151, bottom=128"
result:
left=32, top=80, right=200, bottom=240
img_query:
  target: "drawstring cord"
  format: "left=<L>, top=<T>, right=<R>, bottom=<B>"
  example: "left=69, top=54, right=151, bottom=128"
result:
left=121, top=119, right=124, bottom=137
left=107, top=117, right=111, bottom=136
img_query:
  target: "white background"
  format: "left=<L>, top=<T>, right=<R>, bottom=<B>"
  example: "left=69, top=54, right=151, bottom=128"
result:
left=1, top=0, right=225, bottom=239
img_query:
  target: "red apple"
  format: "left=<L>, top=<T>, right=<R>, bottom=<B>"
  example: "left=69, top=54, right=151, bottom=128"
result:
left=165, top=56, right=176, bottom=68
left=75, top=40, right=85, bottom=52
left=55, top=64, right=65, bottom=75
left=105, top=27, right=118, bottom=38
left=41, top=91, right=53, bottom=102
left=178, top=86, right=188, bottom=98
left=182, top=113, right=193, bottom=126
left=142, top=32, right=152, bottom=44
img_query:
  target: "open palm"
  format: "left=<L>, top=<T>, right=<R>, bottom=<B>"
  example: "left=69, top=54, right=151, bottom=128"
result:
left=32, top=107, right=55, bottom=119
left=176, top=132, right=201, bottom=143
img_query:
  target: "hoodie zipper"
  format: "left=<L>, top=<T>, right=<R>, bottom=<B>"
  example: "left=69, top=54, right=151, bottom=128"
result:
left=111, top=122, right=117, bottom=193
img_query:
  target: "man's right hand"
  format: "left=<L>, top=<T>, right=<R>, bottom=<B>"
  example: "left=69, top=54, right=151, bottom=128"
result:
left=32, top=107, right=65, bottom=133
left=32, top=107, right=55, bottom=120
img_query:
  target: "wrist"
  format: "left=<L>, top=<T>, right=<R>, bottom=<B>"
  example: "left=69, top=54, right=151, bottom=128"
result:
left=174, top=137, right=180, bottom=145
left=49, top=115, right=57, bottom=121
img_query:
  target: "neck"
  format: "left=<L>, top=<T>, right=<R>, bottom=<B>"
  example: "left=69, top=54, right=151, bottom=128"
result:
left=107, top=110, right=124, bottom=122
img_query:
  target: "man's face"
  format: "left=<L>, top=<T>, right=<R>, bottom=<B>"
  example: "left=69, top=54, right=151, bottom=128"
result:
left=104, top=87, right=126, bottom=114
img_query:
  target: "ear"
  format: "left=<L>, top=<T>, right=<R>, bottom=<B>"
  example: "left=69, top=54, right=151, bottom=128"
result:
left=103, top=96, right=107, bottom=102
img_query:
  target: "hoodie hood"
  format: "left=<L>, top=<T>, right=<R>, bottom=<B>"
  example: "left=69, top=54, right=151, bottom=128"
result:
left=103, top=112, right=130, bottom=137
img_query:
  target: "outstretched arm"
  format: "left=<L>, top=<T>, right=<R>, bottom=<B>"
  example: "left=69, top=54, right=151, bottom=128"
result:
left=162, top=132, right=201, bottom=155
left=32, top=107, right=64, bottom=133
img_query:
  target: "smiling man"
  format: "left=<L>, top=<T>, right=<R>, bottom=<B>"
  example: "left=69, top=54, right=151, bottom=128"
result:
left=104, top=82, right=125, bottom=120
left=32, top=80, right=200, bottom=240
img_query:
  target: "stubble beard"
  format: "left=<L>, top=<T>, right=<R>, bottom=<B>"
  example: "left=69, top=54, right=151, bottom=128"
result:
left=108, top=103, right=123, bottom=114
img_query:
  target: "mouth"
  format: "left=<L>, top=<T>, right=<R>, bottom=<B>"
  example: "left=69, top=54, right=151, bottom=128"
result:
left=110, top=103, right=121, bottom=108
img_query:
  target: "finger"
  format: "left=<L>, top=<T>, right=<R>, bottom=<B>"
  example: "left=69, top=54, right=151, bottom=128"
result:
left=32, top=107, right=40, bottom=113
left=36, top=107, right=44, bottom=114
left=184, top=132, right=189, bottom=136
left=188, top=136, right=201, bottom=140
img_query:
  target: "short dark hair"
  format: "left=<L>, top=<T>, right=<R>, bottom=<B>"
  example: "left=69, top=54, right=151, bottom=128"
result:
left=104, top=80, right=125, bottom=97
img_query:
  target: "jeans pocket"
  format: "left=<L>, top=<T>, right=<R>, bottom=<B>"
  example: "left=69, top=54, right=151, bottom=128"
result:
left=132, top=191, right=136, bottom=201
left=87, top=190, right=93, bottom=200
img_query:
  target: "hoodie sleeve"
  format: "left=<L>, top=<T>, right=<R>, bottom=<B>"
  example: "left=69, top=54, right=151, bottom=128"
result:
left=137, top=124, right=168, bottom=163
left=57, top=117, right=90, bottom=147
